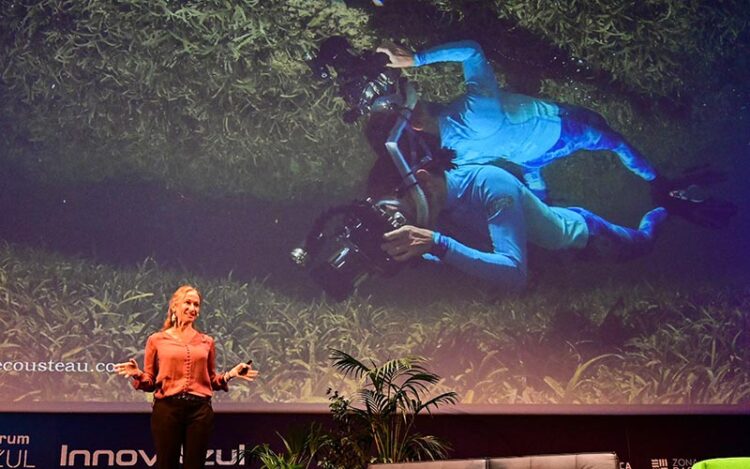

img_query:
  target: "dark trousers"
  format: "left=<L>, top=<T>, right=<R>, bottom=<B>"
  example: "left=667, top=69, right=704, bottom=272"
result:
left=151, top=398, right=214, bottom=469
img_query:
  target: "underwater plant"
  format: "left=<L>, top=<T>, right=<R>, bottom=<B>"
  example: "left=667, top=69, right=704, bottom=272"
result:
left=1, top=0, right=747, bottom=204
left=0, top=241, right=748, bottom=406
left=424, top=0, right=749, bottom=98
left=0, top=0, right=378, bottom=200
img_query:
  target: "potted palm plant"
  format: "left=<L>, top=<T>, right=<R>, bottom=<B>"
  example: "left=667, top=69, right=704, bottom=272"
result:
left=245, top=422, right=329, bottom=469
left=320, top=348, right=458, bottom=468
left=246, top=349, right=457, bottom=469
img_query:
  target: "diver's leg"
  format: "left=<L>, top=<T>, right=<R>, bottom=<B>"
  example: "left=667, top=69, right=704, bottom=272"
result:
left=559, top=106, right=658, bottom=181
left=585, top=126, right=658, bottom=181
left=522, top=167, right=548, bottom=200
left=530, top=105, right=658, bottom=182
left=568, top=207, right=667, bottom=262
left=520, top=185, right=589, bottom=250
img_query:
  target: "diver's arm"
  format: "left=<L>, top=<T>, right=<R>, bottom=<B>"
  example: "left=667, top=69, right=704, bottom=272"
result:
left=413, top=40, right=499, bottom=97
left=431, top=232, right=527, bottom=290
left=378, top=40, right=498, bottom=96
left=382, top=225, right=525, bottom=288
left=429, top=165, right=528, bottom=289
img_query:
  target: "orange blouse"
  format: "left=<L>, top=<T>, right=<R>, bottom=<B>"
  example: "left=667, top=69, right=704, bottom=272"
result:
left=132, top=331, right=228, bottom=399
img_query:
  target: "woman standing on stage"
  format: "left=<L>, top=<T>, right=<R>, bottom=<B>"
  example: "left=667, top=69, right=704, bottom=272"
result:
left=114, top=285, right=258, bottom=469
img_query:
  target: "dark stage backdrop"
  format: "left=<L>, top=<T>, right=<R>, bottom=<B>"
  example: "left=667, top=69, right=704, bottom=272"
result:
left=0, top=411, right=748, bottom=469
left=1, top=1, right=749, bottom=414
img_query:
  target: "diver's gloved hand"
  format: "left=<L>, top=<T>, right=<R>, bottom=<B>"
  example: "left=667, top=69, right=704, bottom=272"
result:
left=651, top=166, right=737, bottom=229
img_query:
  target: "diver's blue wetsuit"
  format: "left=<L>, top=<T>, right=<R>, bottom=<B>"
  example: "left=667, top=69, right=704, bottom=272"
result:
left=413, top=41, right=658, bottom=198
left=427, top=165, right=665, bottom=289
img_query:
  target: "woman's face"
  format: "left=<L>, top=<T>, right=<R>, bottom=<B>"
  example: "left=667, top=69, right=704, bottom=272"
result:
left=174, top=289, right=201, bottom=326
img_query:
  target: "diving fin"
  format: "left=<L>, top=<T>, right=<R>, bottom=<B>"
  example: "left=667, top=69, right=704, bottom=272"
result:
left=652, top=166, right=738, bottom=229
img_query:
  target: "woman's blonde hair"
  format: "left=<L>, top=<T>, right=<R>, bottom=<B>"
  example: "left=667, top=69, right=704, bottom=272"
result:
left=161, top=285, right=201, bottom=331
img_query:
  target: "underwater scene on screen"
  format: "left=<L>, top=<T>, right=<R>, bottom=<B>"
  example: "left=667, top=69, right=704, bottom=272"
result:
left=0, top=0, right=748, bottom=408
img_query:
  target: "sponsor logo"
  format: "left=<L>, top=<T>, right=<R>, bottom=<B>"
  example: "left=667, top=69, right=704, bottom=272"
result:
left=59, top=444, right=247, bottom=467
left=0, top=433, right=36, bottom=468
left=651, top=457, right=699, bottom=469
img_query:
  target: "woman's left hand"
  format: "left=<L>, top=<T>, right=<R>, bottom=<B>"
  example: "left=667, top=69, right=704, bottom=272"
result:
left=226, top=362, right=259, bottom=382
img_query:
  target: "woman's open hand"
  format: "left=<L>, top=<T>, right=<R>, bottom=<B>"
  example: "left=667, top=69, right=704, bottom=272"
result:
left=114, top=358, right=142, bottom=379
left=226, top=362, right=259, bottom=382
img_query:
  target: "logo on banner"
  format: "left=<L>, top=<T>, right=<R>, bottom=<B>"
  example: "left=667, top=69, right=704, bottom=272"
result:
left=0, top=433, right=36, bottom=468
left=651, top=457, right=699, bottom=469
left=59, top=444, right=247, bottom=467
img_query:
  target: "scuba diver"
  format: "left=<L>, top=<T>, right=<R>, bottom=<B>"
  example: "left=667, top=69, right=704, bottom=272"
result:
left=372, top=144, right=667, bottom=290
left=376, top=40, right=737, bottom=228
left=293, top=36, right=736, bottom=299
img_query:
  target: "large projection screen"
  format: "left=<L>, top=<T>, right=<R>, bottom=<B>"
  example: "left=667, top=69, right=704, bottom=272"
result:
left=1, top=1, right=748, bottom=412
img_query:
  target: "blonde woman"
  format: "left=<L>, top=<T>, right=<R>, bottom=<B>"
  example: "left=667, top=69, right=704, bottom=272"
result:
left=114, top=285, right=257, bottom=469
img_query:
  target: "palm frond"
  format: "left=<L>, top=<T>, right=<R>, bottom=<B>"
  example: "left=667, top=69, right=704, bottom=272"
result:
left=403, top=433, right=452, bottom=461
left=329, top=348, right=371, bottom=379
left=325, top=350, right=457, bottom=466
left=369, top=357, right=414, bottom=389
left=358, top=388, right=393, bottom=416
left=400, top=372, right=442, bottom=394
left=418, top=392, right=459, bottom=414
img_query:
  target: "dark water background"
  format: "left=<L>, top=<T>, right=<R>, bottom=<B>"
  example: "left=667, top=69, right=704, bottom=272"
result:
left=2, top=144, right=748, bottom=307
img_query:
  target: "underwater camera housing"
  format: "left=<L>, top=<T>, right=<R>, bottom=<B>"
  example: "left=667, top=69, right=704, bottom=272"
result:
left=291, top=90, right=434, bottom=300
left=295, top=50, right=432, bottom=300
left=290, top=198, right=408, bottom=301
left=307, top=36, right=403, bottom=123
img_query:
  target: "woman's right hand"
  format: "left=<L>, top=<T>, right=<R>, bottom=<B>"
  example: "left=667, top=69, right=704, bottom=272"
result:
left=114, top=358, right=142, bottom=378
